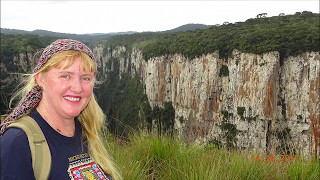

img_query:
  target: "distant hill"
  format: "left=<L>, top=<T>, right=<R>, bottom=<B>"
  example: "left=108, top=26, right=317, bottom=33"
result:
left=163, top=23, right=211, bottom=33
left=86, top=31, right=137, bottom=36
left=1, top=23, right=211, bottom=39
left=0, top=25, right=212, bottom=47
left=0, top=28, right=137, bottom=42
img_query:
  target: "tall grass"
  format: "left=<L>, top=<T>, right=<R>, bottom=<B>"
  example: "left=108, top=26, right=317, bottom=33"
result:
left=105, top=132, right=320, bottom=180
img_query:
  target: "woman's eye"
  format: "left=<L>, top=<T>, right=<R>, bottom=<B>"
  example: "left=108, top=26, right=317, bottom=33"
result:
left=61, top=75, right=70, bottom=79
left=82, top=77, right=91, bottom=81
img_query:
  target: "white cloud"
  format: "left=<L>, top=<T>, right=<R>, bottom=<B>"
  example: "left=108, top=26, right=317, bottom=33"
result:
left=1, top=0, right=319, bottom=34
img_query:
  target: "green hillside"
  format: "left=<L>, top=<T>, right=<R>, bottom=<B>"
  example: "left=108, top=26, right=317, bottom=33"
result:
left=104, top=11, right=319, bottom=62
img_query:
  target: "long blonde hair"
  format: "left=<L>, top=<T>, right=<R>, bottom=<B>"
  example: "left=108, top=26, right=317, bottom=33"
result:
left=10, top=50, right=122, bottom=180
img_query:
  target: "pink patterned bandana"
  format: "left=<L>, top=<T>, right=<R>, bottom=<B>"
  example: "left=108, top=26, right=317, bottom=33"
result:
left=0, top=39, right=96, bottom=134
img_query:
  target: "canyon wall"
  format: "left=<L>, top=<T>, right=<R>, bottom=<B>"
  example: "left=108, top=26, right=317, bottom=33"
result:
left=98, top=46, right=319, bottom=156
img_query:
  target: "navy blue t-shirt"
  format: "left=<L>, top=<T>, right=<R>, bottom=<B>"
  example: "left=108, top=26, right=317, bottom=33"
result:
left=1, top=109, right=112, bottom=180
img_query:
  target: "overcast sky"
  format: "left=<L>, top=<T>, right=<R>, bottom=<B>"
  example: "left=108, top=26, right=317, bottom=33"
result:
left=1, top=0, right=319, bottom=34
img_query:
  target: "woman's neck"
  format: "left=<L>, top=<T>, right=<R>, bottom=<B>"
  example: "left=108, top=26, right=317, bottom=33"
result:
left=36, top=105, right=75, bottom=137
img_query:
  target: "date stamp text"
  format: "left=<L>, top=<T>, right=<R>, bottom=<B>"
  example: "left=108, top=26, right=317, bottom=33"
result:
left=251, top=155, right=299, bottom=162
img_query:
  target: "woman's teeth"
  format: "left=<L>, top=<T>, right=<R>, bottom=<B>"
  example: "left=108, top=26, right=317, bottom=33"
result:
left=64, top=97, right=80, bottom=102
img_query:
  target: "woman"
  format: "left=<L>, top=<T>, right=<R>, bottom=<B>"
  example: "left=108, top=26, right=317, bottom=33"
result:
left=0, top=39, right=121, bottom=180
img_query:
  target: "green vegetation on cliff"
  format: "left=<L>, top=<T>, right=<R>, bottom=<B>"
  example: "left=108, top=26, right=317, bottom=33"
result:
left=95, top=66, right=151, bottom=136
left=1, top=34, right=56, bottom=63
left=104, top=11, right=319, bottom=61
left=95, top=62, right=175, bottom=136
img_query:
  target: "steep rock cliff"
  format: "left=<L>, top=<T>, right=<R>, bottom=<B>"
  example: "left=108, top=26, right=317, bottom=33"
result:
left=100, top=46, right=319, bottom=156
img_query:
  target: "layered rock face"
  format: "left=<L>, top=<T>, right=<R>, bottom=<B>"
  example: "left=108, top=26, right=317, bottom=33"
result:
left=100, top=46, right=320, bottom=156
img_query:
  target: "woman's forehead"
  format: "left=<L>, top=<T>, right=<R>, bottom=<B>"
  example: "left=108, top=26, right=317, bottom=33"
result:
left=47, top=67, right=95, bottom=77
left=56, top=56, right=96, bottom=73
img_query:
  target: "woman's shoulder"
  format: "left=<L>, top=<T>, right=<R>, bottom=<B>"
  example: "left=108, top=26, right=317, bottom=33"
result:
left=1, top=127, right=29, bottom=150
left=1, top=128, right=35, bottom=179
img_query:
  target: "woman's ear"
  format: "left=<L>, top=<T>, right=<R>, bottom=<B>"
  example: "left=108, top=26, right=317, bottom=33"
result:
left=35, top=73, right=44, bottom=88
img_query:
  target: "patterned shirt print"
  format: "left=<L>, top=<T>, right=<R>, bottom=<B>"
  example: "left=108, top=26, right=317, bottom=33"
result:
left=68, top=153, right=110, bottom=180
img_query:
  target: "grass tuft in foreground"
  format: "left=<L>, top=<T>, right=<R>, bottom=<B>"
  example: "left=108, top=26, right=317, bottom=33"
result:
left=105, top=132, right=320, bottom=180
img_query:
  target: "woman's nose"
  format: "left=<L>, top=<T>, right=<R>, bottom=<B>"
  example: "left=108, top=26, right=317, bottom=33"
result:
left=71, top=77, right=83, bottom=93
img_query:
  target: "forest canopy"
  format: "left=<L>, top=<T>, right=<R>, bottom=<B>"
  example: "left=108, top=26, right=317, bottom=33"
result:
left=104, top=11, right=320, bottom=61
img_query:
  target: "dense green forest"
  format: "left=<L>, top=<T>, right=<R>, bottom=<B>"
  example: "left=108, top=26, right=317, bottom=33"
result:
left=0, top=33, right=99, bottom=62
left=105, top=11, right=319, bottom=62
left=95, top=64, right=175, bottom=137
left=1, top=34, right=56, bottom=65
left=161, top=23, right=210, bottom=33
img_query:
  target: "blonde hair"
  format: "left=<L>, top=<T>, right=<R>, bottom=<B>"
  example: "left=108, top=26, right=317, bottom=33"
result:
left=10, top=50, right=122, bottom=180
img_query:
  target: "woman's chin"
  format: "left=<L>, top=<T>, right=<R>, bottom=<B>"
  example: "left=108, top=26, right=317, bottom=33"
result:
left=63, top=110, right=82, bottom=118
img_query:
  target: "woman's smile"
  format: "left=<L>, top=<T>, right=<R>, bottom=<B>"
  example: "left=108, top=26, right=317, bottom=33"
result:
left=64, top=96, right=81, bottom=103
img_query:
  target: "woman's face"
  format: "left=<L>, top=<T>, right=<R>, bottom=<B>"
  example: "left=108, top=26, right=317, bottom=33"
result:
left=36, top=57, right=95, bottom=120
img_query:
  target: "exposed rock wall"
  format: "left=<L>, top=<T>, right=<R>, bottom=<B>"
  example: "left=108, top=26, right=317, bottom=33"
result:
left=100, top=46, right=320, bottom=156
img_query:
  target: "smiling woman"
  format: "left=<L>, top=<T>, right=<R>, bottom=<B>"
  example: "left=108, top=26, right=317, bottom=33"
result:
left=36, top=52, right=96, bottom=121
left=0, top=39, right=122, bottom=180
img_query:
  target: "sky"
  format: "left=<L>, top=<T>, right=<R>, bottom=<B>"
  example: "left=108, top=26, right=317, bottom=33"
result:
left=1, top=0, right=319, bottom=34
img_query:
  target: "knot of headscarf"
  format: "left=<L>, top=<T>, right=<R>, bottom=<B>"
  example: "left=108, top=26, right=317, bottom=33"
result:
left=0, top=39, right=95, bottom=135
left=0, top=86, right=42, bottom=133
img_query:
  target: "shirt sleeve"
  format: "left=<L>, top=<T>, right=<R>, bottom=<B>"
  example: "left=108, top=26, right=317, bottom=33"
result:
left=1, top=128, right=36, bottom=180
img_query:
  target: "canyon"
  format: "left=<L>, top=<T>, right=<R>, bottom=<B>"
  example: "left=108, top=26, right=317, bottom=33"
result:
left=96, top=45, right=319, bottom=156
